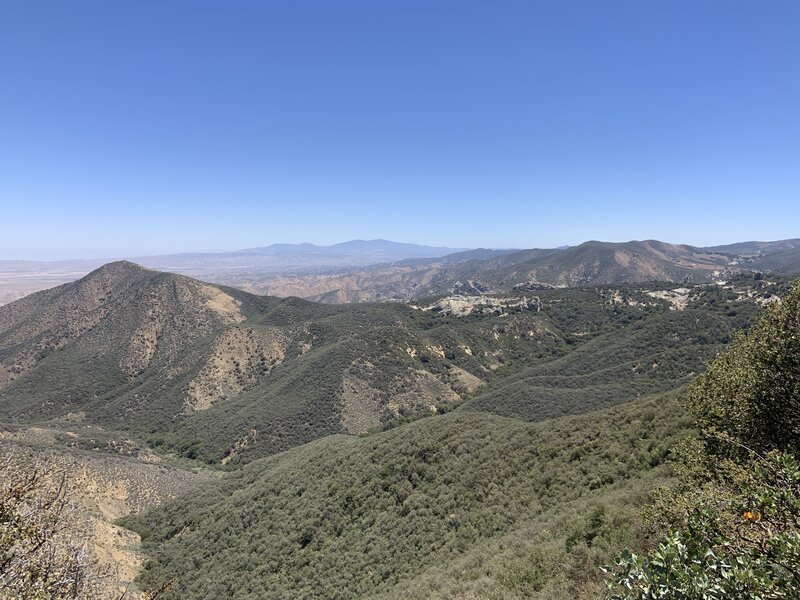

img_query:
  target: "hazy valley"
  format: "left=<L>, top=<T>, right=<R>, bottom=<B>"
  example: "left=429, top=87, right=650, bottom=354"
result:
left=3, top=237, right=799, bottom=308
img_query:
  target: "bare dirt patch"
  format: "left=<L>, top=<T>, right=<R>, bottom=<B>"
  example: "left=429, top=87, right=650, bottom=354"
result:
left=448, top=366, right=485, bottom=393
left=0, top=434, right=205, bottom=598
left=198, top=283, right=244, bottom=322
left=645, top=288, right=692, bottom=310
left=185, top=327, right=288, bottom=412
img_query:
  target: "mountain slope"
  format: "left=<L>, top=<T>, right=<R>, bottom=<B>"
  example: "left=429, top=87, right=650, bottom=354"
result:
left=0, top=264, right=783, bottom=466
left=460, top=304, right=750, bottom=421
left=750, top=247, right=800, bottom=275
left=1, top=262, right=792, bottom=598
left=125, top=392, right=691, bottom=600
left=490, top=240, right=732, bottom=287
left=119, top=279, right=790, bottom=600
left=702, top=238, right=800, bottom=256
left=0, top=262, right=551, bottom=462
left=296, top=240, right=742, bottom=303
left=0, top=261, right=158, bottom=387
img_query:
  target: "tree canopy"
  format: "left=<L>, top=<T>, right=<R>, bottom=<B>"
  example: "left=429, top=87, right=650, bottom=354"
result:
left=688, top=281, right=800, bottom=457
left=606, top=281, right=800, bottom=599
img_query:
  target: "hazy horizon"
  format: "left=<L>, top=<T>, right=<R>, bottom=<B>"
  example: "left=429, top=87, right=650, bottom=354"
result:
left=3, top=234, right=800, bottom=263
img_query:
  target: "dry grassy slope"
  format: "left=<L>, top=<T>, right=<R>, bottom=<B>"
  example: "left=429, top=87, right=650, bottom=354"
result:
left=520, top=240, right=730, bottom=285
left=415, top=240, right=740, bottom=292
left=0, top=427, right=205, bottom=599
left=193, top=250, right=515, bottom=302
left=236, top=266, right=438, bottom=302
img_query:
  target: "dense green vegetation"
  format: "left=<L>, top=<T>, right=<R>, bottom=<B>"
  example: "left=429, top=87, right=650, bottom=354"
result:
left=124, top=392, right=691, bottom=599
left=458, top=281, right=763, bottom=422
left=119, top=277, right=797, bottom=598
left=606, top=281, right=800, bottom=599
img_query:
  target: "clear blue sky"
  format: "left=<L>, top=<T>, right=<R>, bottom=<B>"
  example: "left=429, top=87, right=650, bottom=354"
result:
left=1, top=1, right=798, bottom=259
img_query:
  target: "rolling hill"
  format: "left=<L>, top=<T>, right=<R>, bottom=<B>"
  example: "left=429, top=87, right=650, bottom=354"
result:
left=272, top=240, right=754, bottom=303
left=0, top=261, right=500, bottom=462
left=0, top=256, right=794, bottom=598
left=124, top=393, right=692, bottom=600
left=0, top=261, right=780, bottom=467
left=702, top=238, right=800, bottom=256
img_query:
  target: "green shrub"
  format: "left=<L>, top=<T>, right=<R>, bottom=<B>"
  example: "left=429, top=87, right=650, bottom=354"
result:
left=606, top=281, right=800, bottom=599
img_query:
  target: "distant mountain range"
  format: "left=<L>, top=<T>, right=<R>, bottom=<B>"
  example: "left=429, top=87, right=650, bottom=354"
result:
left=221, top=238, right=800, bottom=303
left=1, top=238, right=798, bottom=306
left=0, top=239, right=470, bottom=273
left=135, top=239, right=472, bottom=271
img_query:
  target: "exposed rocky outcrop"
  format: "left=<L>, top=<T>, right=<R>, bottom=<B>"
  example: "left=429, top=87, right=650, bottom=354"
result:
left=417, top=295, right=541, bottom=317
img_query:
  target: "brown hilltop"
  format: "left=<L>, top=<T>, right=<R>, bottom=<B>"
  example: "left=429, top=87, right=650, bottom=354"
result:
left=0, top=261, right=250, bottom=389
left=0, top=261, right=509, bottom=463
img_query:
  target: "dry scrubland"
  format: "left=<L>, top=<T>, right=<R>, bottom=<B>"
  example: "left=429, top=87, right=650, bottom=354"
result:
left=1, top=427, right=205, bottom=597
